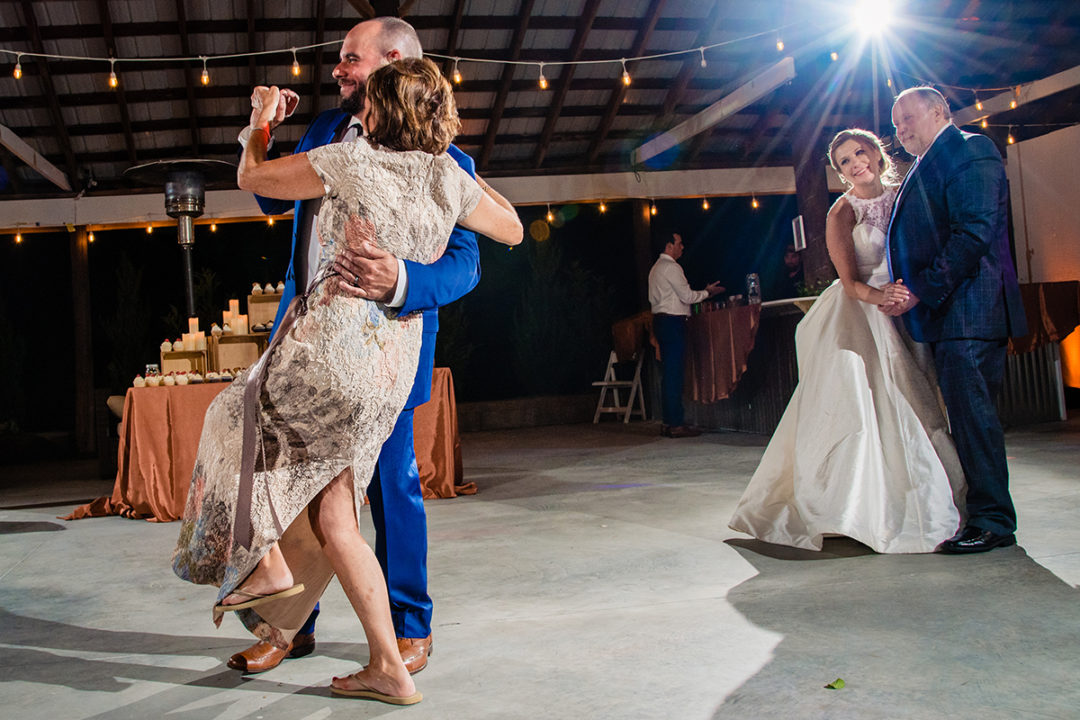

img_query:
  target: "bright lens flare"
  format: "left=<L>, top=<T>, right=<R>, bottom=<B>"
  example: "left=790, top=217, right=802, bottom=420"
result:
left=853, top=0, right=894, bottom=36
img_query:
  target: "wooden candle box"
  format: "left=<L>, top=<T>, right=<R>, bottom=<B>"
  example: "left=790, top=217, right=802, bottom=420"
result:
left=209, top=334, right=269, bottom=372
left=160, top=349, right=207, bottom=375
left=248, top=292, right=284, bottom=328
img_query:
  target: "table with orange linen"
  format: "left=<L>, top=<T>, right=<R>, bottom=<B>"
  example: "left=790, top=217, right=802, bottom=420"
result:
left=685, top=304, right=763, bottom=403
left=66, top=367, right=470, bottom=523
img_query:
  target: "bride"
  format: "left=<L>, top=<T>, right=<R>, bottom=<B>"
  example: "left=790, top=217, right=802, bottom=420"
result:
left=728, top=128, right=965, bottom=553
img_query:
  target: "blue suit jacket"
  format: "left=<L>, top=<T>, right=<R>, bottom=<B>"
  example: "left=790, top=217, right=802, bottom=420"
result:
left=257, top=108, right=481, bottom=408
left=887, top=125, right=1026, bottom=343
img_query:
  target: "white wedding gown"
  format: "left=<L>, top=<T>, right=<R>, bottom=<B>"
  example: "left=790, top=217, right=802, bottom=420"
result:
left=728, top=187, right=966, bottom=553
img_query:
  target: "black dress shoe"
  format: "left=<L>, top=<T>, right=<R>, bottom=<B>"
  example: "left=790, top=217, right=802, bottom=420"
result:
left=936, top=526, right=1016, bottom=554
left=661, top=425, right=701, bottom=438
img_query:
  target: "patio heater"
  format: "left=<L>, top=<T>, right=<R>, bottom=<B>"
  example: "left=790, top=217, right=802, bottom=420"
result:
left=124, top=159, right=236, bottom=318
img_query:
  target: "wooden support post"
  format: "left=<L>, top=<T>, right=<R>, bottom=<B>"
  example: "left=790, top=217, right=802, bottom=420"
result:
left=70, top=226, right=94, bottom=454
left=632, top=199, right=653, bottom=311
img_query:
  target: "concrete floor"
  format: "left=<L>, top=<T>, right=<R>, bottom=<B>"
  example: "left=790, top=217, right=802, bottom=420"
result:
left=2, top=417, right=1079, bottom=719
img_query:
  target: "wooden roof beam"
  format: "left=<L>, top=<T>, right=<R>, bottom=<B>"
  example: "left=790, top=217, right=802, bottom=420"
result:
left=585, top=0, right=666, bottom=165
left=308, top=0, right=327, bottom=117
left=656, top=0, right=724, bottom=124
left=95, top=0, right=137, bottom=166
left=476, top=0, right=535, bottom=171
left=531, top=0, right=601, bottom=169
left=440, top=0, right=467, bottom=78
left=18, top=0, right=77, bottom=189
left=175, top=0, right=203, bottom=154
left=246, top=0, right=257, bottom=87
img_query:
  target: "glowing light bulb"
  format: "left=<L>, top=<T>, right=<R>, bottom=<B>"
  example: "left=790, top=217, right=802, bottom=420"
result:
left=210, top=222, right=217, bottom=232
left=13, top=54, right=22, bottom=79
left=268, top=217, right=275, bottom=227
left=776, top=38, right=784, bottom=52
left=452, top=58, right=462, bottom=84
left=599, top=202, right=606, bottom=214
left=201, top=68, right=209, bottom=85
left=15, top=232, right=22, bottom=244
left=291, top=49, right=301, bottom=77
left=981, top=118, right=988, bottom=129
left=538, top=63, right=548, bottom=90
left=751, top=196, right=760, bottom=209
left=621, top=65, right=632, bottom=86
left=975, top=96, right=983, bottom=111
left=1009, top=99, right=1017, bottom=109
left=650, top=202, right=657, bottom=216
left=699, top=47, right=707, bottom=68
left=146, top=224, right=153, bottom=234
left=109, top=58, right=118, bottom=88
left=702, top=198, right=710, bottom=210
left=88, top=231, right=95, bottom=243
left=830, top=51, right=839, bottom=62
left=1007, top=128, right=1015, bottom=144
left=546, top=205, right=554, bottom=223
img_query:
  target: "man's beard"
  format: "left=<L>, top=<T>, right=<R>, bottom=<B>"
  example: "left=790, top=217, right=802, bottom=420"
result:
left=340, top=82, right=364, bottom=116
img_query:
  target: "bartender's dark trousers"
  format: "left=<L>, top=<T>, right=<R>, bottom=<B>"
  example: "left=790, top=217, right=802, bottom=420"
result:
left=652, top=313, right=688, bottom=427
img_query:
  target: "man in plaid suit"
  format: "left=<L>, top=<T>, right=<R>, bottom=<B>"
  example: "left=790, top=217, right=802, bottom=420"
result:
left=884, top=86, right=1027, bottom=554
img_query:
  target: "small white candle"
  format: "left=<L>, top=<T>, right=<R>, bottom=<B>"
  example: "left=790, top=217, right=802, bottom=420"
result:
left=188, top=316, right=199, bottom=334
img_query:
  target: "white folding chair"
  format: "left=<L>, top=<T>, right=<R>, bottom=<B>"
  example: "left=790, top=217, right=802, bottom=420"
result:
left=592, top=350, right=646, bottom=423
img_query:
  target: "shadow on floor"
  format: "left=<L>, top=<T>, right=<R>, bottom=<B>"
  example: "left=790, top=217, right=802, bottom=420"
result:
left=712, top=543, right=1080, bottom=719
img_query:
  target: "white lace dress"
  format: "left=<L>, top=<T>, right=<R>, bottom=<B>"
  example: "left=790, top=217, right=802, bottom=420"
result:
left=728, top=187, right=966, bottom=553
left=173, top=139, right=482, bottom=609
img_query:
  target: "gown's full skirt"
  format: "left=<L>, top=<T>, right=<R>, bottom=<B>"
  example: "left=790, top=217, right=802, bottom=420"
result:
left=728, top=280, right=966, bottom=553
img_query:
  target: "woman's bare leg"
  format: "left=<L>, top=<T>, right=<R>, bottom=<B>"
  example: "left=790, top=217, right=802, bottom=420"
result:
left=309, top=467, right=415, bottom=698
left=220, top=542, right=295, bottom=606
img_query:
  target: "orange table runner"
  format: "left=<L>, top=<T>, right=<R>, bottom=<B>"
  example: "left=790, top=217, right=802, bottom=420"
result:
left=66, top=368, right=468, bottom=522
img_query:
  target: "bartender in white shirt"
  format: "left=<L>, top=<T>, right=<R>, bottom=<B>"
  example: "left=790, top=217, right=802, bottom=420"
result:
left=647, top=232, right=723, bottom=438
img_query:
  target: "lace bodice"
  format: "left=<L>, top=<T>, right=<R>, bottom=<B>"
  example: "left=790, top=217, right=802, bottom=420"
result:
left=845, top=185, right=897, bottom=285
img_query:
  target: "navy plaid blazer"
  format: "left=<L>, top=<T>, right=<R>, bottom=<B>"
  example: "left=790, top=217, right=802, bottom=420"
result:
left=887, top=125, right=1026, bottom=343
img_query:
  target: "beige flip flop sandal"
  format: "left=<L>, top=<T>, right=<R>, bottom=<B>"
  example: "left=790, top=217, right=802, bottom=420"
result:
left=214, top=583, right=306, bottom=613
left=331, top=678, right=422, bottom=705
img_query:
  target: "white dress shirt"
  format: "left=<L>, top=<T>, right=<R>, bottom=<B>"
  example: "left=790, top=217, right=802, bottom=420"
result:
left=648, top=253, right=708, bottom=316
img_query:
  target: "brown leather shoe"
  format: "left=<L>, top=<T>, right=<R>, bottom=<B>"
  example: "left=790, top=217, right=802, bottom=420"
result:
left=397, top=635, right=432, bottom=674
left=661, top=425, right=701, bottom=438
left=227, top=632, right=315, bottom=673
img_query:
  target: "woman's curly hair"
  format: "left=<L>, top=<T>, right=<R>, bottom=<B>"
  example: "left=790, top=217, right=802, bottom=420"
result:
left=364, top=57, right=460, bottom=155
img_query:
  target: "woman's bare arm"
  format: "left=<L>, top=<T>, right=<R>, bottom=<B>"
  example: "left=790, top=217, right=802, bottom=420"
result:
left=236, top=86, right=325, bottom=200
left=460, top=181, right=523, bottom=246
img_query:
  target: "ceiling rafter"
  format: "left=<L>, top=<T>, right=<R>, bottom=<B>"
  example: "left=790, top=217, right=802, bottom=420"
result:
left=94, top=0, right=137, bottom=166
left=246, top=0, right=257, bottom=88
left=656, top=1, right=725, bottom=124
left=476, top=0, right=536, bottom=171
left=308, top=0, right=327, bottom=119
left=439, top=0, right=467, bottom=79
left=531, top=0, right=602, bottom=169
left=174, top=0, right=202, bottom=155
left=585, top=0, right=666, bottom=166
left=18, top=0, right=78, bottom=189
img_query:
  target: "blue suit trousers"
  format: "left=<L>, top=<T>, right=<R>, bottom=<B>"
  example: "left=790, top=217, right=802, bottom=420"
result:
left=932, top=338, right=1016, bottom=535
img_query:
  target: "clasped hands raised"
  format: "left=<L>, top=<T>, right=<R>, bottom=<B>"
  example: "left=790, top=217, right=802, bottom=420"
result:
left=878, top=279, right=919, bottom=316
left=249, top=85, right=301, bottom=131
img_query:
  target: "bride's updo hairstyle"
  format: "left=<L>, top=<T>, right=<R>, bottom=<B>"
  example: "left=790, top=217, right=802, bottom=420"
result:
left=365, top=57, right=461, bottom=155
left=827, top=128, right=898, bottom=186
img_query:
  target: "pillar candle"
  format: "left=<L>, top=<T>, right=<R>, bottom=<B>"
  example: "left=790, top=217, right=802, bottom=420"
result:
left=236, top=314, right=249, bottom=335
left=195, top=332, right=206, bottom=350
left=188, top=316, right=199, bottom=334
left=228, top=298, right=240, bottom=317
left=223, top=310, right=233, bottom=330
left=182, top=333, right=194, bottom=351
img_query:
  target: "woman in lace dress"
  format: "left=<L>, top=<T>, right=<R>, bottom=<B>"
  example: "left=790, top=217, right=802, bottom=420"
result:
left=728, top=129, right=965, bottom=553
left=172, top=58, right=521, bottom=704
